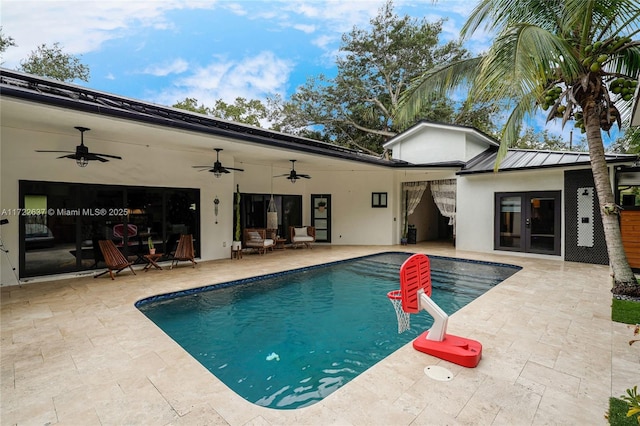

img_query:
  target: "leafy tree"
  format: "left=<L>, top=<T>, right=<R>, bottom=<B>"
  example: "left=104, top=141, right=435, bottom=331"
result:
left=401, top=0, right=640, bottom=295
left=173, top=97, right=211, bottom=115
left=0, top=27, right=16, bottom=62
left=511, top=128, right=587, bottom=151
left=18, top=42, right=89, bottom=82
left=610, top=127, right=640, bottom=154
left=173, top=97, right=270, bottom=127
left=210, top=98, right=269, bottom=127
left=278, top=0, right=496, bottom=154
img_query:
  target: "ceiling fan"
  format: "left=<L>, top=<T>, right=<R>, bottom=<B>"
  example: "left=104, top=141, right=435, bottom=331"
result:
left=275, top=160, right=311, bottom=183
left=192, top=148, right=244, bottom=178
left=36, top=127, right=122, bottom=167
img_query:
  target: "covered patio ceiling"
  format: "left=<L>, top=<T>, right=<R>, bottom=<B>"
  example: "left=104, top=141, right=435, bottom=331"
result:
left=2, top=96, right=387, bottom=176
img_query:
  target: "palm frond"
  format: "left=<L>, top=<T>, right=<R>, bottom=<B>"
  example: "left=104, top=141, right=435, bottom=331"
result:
left=495, top=92, right=539, bottom=170
left=396, top=56, right=482, bottom=127
left=473, top=24, right=581, bottom=103
left=558, top=0, right=594, bottom=46
left=592, top=0, right=640, bottom=41
left=461, top=0, right=563, bottom=41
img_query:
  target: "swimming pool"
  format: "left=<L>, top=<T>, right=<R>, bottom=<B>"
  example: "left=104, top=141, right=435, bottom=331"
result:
left=136, top=252, right=520, bottom=409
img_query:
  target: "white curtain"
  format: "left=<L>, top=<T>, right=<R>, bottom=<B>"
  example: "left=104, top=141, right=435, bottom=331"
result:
left=401, top=181, right=427, bottom=235
left=430, top=179, right=457, bottom=231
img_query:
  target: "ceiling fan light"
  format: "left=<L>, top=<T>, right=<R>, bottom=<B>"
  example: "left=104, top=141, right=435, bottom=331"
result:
left=76, top=157, right=88, bottom=167
left=290, top=176, right=297, bottom=184
left=213, top=170, right=222, bottom=178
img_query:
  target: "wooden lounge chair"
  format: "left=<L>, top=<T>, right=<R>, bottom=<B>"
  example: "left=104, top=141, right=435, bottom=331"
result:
left=94, top=240, right=136, bottom=279
left=290, top=226, right=315, bottom=248
left=160, top=233, right=181, bottom=261
left=170, top=234, right=197, bottom=269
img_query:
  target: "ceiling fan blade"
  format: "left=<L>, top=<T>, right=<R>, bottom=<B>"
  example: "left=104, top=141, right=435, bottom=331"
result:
left=192, top=165, right=212, bottom=169
left=209, top=168, right=230, bottom=174
left=298, top=174, right=311, bottom=179
left=225, top=167, right=244, bottom=172
left=36, top=150, right=74, bottom=153
left=57, top=153, right=78, bottom=159
left=274, top=173, right=290, bottom=177
left=92, top=152, right=122, bottom=160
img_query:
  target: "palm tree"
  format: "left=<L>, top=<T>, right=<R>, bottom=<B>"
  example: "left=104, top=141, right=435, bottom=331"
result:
left=401, top=0, right=640, bottom=295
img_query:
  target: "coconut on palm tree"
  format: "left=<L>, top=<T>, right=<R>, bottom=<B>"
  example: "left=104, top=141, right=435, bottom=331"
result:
left=401, top=0, right=640, bottom=295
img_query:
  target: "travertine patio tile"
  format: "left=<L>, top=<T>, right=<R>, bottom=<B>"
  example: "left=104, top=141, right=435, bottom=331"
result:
left=321, top=377, right=416, bottom=425
left=167, top=403, right=229, bottom=425
left=519, top=360, right=581, bottom=396
left=2, top=395, right=57, bottom=426
left=93, top=375, right=179, bottom=425
left=533, top=386, right=606, bottom=425
left=457, top=377, right=541, bottom=425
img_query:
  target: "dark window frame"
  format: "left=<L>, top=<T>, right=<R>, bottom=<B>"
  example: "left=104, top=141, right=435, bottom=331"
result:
left=371, top=192, right=387, bottom=208
left=494, top=191, right=561, bottom=255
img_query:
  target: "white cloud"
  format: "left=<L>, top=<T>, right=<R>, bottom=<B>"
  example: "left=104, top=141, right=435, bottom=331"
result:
left=152, top=51, right=293, bottom=107
left=143, top=59, right=189, bottom=76
left=0, top=0, right=209, bottom=67
left=293, top=24, right=316, bottom=34
left=223, top=2, right=248, bottom=16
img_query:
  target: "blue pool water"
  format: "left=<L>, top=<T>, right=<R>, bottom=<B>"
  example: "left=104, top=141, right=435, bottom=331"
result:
left=136, top=252, right=520, bottom=409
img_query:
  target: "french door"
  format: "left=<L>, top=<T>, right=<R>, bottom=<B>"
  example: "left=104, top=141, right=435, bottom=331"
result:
left=495, top=191, right=561, bottom=255
left=311, top=194, right=330, bottom=242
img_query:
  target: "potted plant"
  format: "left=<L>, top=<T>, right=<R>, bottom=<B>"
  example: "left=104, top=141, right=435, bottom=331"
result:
left=232, top=184, right=242, bottom=251
left=148, top=237, right=156, bottom=255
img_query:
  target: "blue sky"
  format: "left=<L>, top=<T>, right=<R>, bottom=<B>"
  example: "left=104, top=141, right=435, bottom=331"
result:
left=2, top=0, right=616, bottom=146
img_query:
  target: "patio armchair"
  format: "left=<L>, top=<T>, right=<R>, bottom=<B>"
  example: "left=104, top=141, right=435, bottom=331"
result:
left=290, top=226, right=315, bottom=249
left=244, top=228, right=275, bottom=255
left=94, top=239, right=136, bottom=280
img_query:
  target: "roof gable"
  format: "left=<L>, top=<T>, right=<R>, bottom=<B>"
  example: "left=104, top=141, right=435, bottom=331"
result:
left=383, top=120, right=499, bottom=164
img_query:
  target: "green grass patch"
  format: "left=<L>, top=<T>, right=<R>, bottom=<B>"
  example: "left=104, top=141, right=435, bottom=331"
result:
left=611, top=298, right=640, bottom=324
left=608, top=397, right=637, bottom=425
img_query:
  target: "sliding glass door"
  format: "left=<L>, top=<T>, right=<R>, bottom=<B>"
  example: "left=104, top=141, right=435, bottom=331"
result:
left=19, top=181, right=199, bottom=278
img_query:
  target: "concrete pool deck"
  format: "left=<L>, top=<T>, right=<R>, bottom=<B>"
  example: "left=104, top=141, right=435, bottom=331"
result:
left=1, top=243, right=639, bottom=425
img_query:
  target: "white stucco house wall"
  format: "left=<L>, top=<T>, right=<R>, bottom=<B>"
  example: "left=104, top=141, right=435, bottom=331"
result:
left=1, top=69, right=638, bottom=285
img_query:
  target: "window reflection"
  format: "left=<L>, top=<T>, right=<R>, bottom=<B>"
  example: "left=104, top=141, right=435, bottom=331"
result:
left=20, top=181, right=199, bottom=278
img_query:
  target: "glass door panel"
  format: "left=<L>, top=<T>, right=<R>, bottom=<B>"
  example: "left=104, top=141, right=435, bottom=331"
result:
left=311, top=194, right=330, bottom=242
left=527, top=196, right=557, bottom=253
left=499, top=196, right=522, bottom=249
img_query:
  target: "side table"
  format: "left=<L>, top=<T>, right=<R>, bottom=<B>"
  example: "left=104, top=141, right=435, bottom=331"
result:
left=231, top=247, right=243, bottom=259
left=274, top=238, right=287, bottom=250
left=143, top=253, right=163, bottom=271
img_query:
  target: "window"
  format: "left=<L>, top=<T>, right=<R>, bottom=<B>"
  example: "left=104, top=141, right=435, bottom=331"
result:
left=371, top=192, right=387, bottom=208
